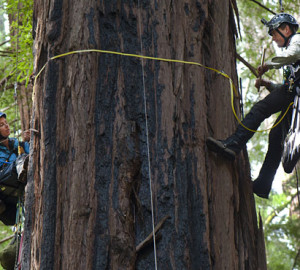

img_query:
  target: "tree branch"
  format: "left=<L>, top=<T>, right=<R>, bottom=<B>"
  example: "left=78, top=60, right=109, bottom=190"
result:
left=0, top=75, right=13, bottom=89
left=1, top=102, right=17, bottom=112
left=136, top=215, right=170, bottom=253
left=0, top=54, right=13, bottom=57
left=249, top=0, right=277, bottom=15
left=236, top=53, right=258, bottom=77
left=0, top=50, right=13, bottom=54
left=0, top=40, right=10, bottom=47
left=0, top=234, right=14, bottom=244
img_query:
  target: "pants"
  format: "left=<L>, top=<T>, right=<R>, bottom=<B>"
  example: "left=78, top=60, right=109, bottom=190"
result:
left=232, top=86, right=295, bottom=194
left=0, top=154, right=27, bottom=225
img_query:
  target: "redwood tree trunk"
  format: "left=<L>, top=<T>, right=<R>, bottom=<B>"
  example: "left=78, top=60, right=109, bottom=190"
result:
left=23, top=1, right=267, bottom=269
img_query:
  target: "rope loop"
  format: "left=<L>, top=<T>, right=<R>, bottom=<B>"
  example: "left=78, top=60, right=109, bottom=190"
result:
left=33, top=49, right=291, bottom=134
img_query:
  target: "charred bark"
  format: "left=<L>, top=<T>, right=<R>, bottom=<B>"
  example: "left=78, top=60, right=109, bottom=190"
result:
left=23, top=1, right=267, bottom=269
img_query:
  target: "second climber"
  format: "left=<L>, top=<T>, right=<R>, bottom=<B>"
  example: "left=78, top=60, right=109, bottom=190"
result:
left=206, top=13, right=300, bottom=199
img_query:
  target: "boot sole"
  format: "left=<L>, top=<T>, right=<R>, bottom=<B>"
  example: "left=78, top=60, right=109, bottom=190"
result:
left=252, top=179, right=270, bottom=199
left=253, top=191, right=269, bottom=199
left=206, top=137, right=236, bottom=161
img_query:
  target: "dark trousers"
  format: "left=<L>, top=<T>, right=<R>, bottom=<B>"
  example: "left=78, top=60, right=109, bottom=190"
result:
left=233, top=86, right=295, bottom=194
left=0, top=155, right=27, bottom=225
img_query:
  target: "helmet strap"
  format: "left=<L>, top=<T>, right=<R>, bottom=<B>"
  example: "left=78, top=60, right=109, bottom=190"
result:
left=275, top=28, right=295, bottom=47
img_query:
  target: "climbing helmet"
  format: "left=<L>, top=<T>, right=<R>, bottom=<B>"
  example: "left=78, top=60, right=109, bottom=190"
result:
left=262, top=13, right=299, bottom=36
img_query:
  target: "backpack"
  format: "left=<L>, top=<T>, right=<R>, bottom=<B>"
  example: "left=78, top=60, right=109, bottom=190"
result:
left=0, top=149, right=27, bottom=225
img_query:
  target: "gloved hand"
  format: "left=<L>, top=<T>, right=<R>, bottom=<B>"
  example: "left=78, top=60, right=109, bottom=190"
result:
left=257, top=63, right=269, bottom=77
left=255, top=78, right=271, bottom=90
left=22, top=130, right=31, bottom=142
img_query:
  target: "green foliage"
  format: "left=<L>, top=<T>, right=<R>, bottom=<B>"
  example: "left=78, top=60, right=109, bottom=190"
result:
left=0, top=0, right=33, bottom=136
left=0, top=1, right=33, bottom=268
left=254, top=176, right=300, bottom=270
left=0, top=224, right=15, bottom=270
left=2, top=0, right=33, bottom=83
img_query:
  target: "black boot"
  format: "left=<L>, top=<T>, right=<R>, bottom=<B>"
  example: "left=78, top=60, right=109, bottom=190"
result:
left=206, top=111, right=258, bottom=161
left=253, top=177, right=273, bottom=199
left=252, top=161, right=278, bottom=199
left=206, top=136, right=242, bottom=161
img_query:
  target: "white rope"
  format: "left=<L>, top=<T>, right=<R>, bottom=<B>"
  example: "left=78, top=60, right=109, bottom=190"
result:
left=14, top=0, right=20, bottom=139
left=137, top=1, right=158, bottom=269
left=15, top=0, right=20, bottom=91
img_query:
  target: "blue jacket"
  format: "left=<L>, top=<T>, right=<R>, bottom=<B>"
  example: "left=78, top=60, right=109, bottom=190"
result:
left=0, top=138, right=30, bottom=168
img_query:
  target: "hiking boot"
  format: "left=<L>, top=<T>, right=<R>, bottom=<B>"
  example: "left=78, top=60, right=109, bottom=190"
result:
left=206, top=137, right=240, bottom=161
left=252, top=176, right=273, bottom=199
left=252, top=182, right=270, bottom=199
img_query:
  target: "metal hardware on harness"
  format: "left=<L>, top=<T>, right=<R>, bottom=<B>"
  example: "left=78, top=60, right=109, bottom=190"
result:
left=282, top=93, right=300, bottom=172
left=289, top=77, right=294, bottom=92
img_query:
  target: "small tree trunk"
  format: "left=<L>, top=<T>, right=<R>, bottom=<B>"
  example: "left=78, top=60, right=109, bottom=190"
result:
left=17, top=82, right=33, bottom=131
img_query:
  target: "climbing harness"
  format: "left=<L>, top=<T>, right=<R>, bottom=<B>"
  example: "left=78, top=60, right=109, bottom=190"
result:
left=281, top=62, right=300, bottom=174
left=282, top=87, right=300, bottom=173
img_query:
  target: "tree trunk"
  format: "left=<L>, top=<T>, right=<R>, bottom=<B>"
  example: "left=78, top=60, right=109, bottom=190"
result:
left=23, top=0, right=267, bottom=269
left=17, top=81, right=33, bottom=131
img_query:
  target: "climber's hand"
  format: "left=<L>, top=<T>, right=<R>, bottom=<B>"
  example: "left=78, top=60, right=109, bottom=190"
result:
left=257, top=63, right=269, bottom=77
left=23, top=130, right=31, bottom=142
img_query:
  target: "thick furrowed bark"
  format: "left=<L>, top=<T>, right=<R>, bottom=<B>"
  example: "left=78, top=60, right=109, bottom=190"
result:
left=23, top=1, right=267, bottom=269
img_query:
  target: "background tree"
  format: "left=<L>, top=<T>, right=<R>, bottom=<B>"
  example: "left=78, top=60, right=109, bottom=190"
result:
left=0, top=1, right=33, bottom=269
left=0, top=0, right=33, bottom=136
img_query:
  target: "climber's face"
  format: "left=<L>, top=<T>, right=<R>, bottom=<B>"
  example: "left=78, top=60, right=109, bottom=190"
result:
left=0, top=117, right=10, bottom=138
left=271, top=30, right=285, bottom=47
left=271, top=24, right=292, bottom=47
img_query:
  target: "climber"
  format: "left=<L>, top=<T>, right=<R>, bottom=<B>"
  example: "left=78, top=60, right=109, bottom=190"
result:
left=0, top=111, right=30, bottom=225
left=206, top=13, right=300, bottom=199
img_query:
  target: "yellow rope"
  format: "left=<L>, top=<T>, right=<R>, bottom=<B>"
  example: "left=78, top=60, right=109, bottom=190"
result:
left=33, top=49, right=292, bottom=133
